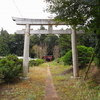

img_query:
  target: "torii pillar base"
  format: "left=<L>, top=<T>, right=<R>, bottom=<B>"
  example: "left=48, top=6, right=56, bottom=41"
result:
left=71, top=76, right=80, bottom=79
left=20, top=76, right=30, bottom=80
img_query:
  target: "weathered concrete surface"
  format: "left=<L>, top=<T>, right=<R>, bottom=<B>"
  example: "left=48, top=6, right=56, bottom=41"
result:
left=23, top=24, right=30, bottom=77
left=44, top=67, right=60, bottom=100
left=16, top=29, right=71, bottom=34
left=71, top=28, right=79, bottom=77
left=12, top=17, right=65, bottom=25
left=16, top=29, right=84, bottom=34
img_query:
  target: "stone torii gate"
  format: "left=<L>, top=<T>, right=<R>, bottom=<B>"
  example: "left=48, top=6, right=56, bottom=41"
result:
left=12, top=17, right=84, bottom=79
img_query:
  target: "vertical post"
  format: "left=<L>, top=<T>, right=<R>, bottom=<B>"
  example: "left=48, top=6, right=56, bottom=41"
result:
left=23, top=24, right=30, bottom=78
left=48, top=25, right=53, bottom=34
left=71, top=28, right=79, bottom=77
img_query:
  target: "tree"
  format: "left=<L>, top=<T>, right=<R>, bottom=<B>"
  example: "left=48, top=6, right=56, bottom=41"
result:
left=53, top=45, right=60, bottom=58
left=32, top=44, right=48, bottom=58
left=45, top=0, right=100, bottom=31
left=58, top=34, right=71, bottom=56
left=38, top=25, right=47, bottom=30
left=32, top=45, right=40, bottom=58
left=30, top=35, right=40, bottom=57
left=9, top=33, right=24, bottom=56
left=30, top=26, right=47, bottom=58
left=44, top=34, right=58, bottom=55
left=0, top=29, right=10, bottom=56
left=77, top=32, right=97, bottom=48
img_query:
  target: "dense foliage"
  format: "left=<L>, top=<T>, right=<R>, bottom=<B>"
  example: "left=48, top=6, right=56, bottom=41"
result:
left=45, top=0, right=100, bottom=31
left=0, top=27, right=97, bottom=59
left=0, top=29, right=10, bottom=56
left=58, top=34, right=71, bottom=56
left=0, top=28, right=59, bottom=57
left=28, top=59, right=44, bottom=67
left=0, top=55, right=23, bottom=82
left=63, top=46, right=93, bottom=67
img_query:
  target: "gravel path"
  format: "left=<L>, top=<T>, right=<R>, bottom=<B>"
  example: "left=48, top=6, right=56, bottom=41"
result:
left=44, top=66, right=60, bottom=100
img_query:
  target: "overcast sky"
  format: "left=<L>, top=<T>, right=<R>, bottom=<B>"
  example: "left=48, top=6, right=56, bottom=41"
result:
left=0, top=0, right=68, bottom=34
left=0, top=0, right=53, bottom=34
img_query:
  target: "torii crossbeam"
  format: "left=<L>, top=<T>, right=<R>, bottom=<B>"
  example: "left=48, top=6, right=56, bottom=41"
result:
left=12, top=17, right=84, bottom=79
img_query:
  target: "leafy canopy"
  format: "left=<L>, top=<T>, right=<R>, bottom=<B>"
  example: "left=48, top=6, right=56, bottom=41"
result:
left=45, top=0, right=100, bottom=33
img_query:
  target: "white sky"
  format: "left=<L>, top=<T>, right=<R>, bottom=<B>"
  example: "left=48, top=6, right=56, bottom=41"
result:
left=0, top=0, right=67, bottom=34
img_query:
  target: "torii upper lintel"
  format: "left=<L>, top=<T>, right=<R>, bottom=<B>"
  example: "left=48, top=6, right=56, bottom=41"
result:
left=12, top=17, right=66, bottom=25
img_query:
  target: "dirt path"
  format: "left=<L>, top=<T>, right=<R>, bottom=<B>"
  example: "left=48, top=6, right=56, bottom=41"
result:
left=44, top=66, right=60, bottom=100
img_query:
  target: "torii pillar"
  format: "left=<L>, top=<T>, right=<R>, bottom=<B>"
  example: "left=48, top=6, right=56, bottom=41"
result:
left=71, top=28, right=79, bottom=77
left=23, top=24, right=30, bottom=78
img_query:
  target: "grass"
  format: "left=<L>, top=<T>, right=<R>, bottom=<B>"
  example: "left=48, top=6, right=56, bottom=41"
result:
left=0, top=61, right=100, bottom=100
left=0, top=63, right=47, bottom=100
left=49, top=61, right=100, bottom=100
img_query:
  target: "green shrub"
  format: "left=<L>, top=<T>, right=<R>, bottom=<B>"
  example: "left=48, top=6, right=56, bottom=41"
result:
left=77, top=46, right=93, bottom=66
left=28, top=59, right=44, bottom=67
left=28, top=60, right=36, bottom=67
left=6, top=54, right=18, bottom=62
left=17, top=58, right=23, bottom=70
left=0, top=55, right=23, bottom=82
left=63, top=46, right=93, bottom=67
left=62, top=50, right=72, bottom=65
left=35, top=59, right=44, bottom=65
left=56, top=58, right=63, bottom=63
